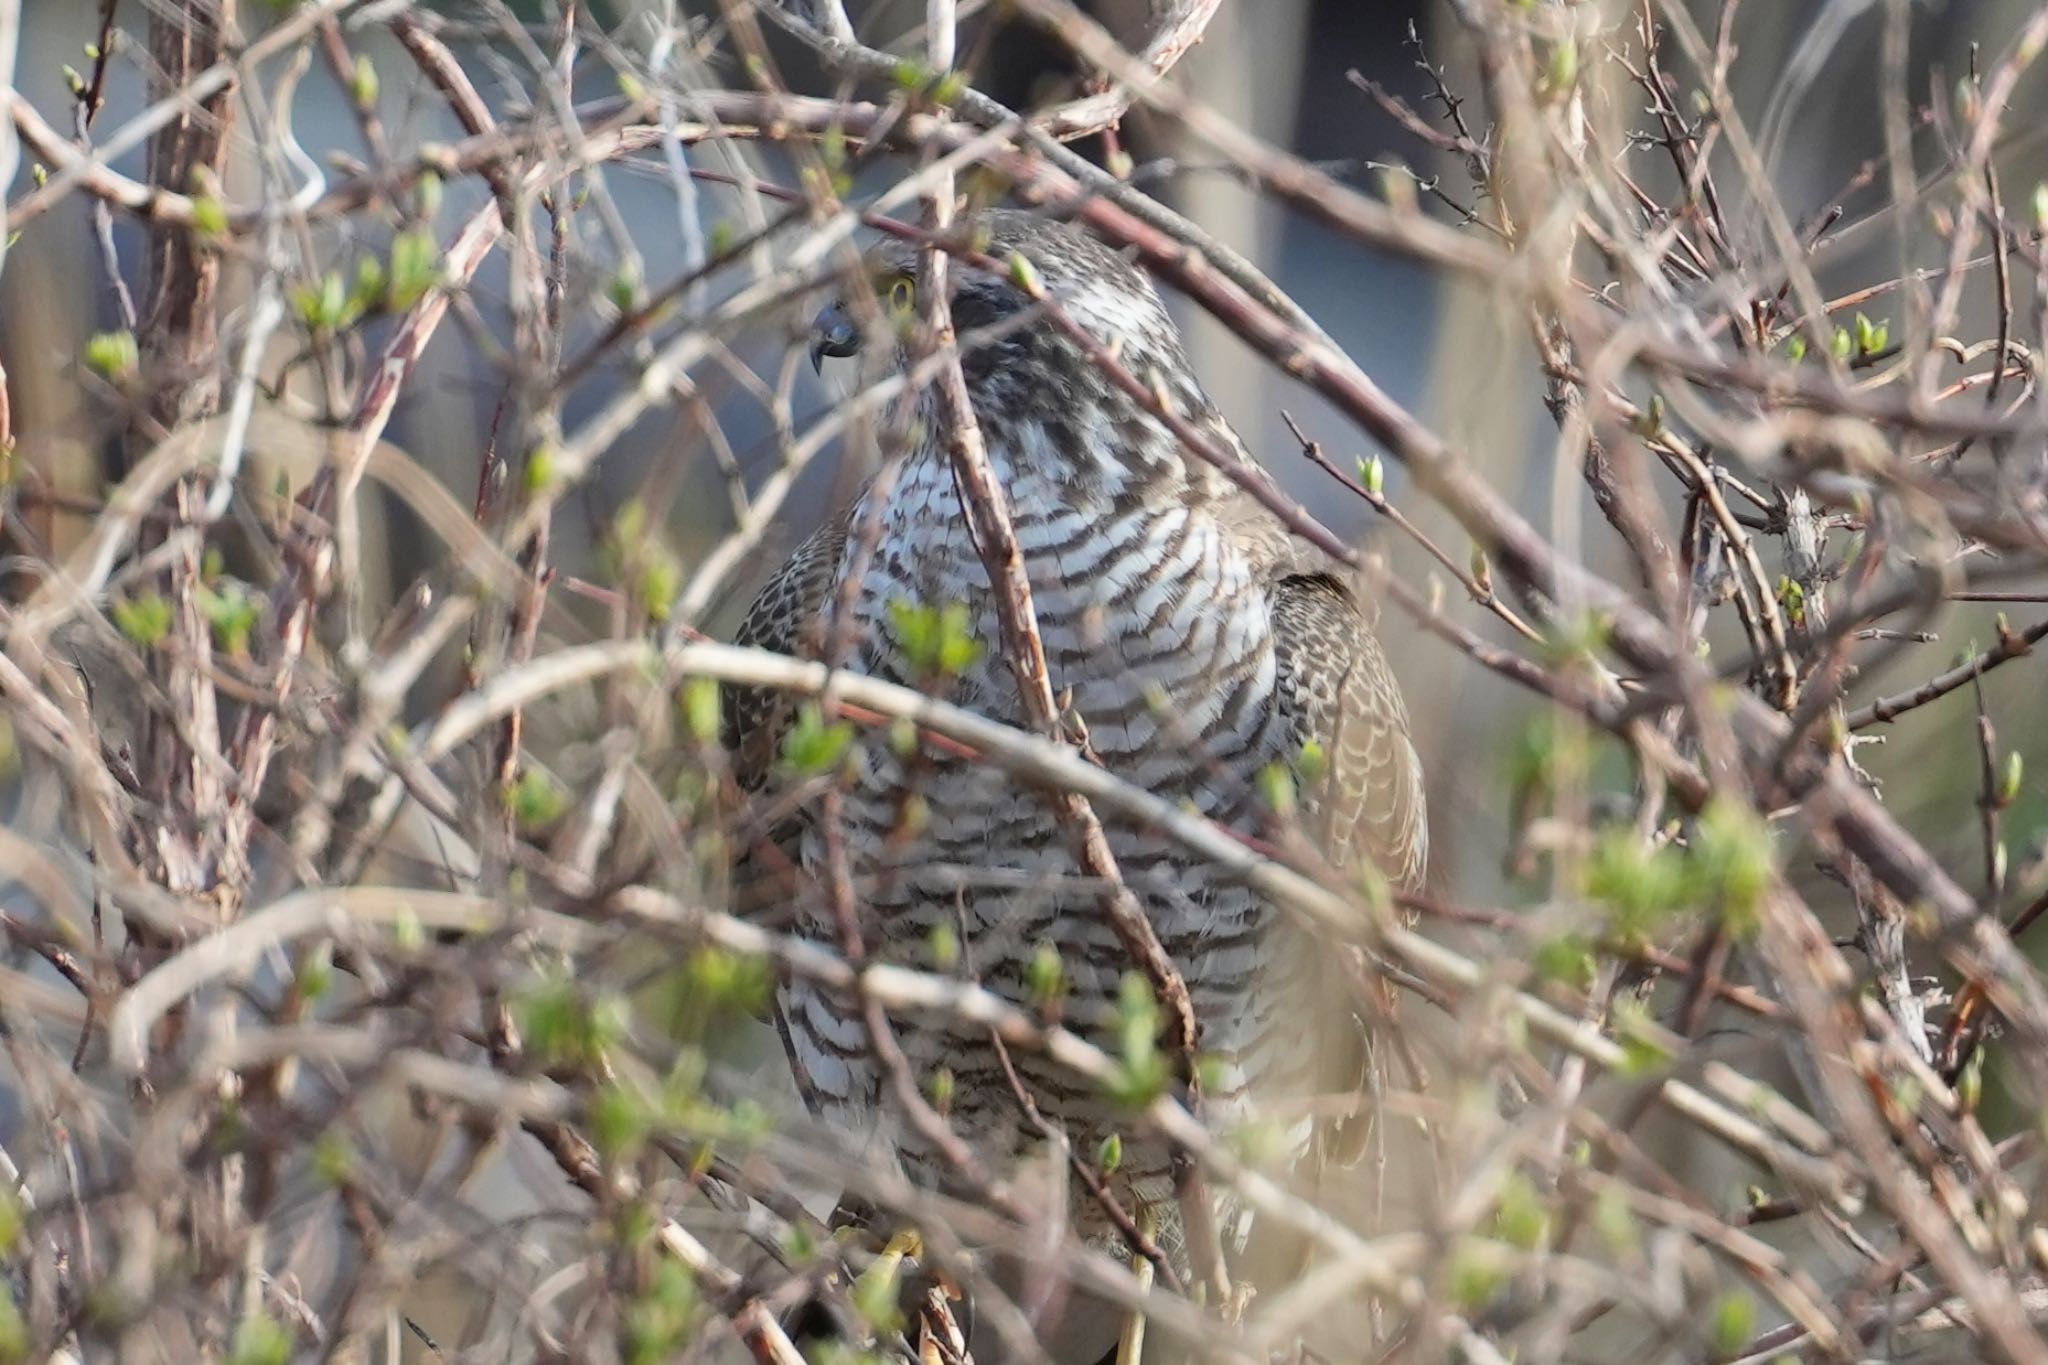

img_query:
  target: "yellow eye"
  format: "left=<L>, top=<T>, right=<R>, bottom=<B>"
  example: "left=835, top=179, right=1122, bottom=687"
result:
left=887, top=276, right=916, bottom=313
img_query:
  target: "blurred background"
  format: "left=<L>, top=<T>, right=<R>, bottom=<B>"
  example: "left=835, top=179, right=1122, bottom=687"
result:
left=8, top=2, right=2048, bottom=1354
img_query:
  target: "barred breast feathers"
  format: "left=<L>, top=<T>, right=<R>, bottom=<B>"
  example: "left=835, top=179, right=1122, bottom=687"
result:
left=725, top=210, right=1430, bottom=1286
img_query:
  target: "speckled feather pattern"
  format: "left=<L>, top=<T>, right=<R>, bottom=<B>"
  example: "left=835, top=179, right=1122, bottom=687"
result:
left=729, top=213, right=1427, bottom=1266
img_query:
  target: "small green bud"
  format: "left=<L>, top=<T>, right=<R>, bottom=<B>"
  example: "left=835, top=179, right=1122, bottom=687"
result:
left=686, top=946, right=771, bottom=1018
left=624, top=1258, right=702, bottom=1360
left=1096, top=1132, right=1123, bottom=1173
left=680, top=676, right=721, bottom=744
left=927, top=922, right=960, bottom=971
left=1958, top=1047, right=1985, bottom=1112
left=197, top=580, right=262, bottom=656
left=84, top=330, right=139, bottom=380
left=1691, top=797, right=1773, bottom=938
left=295, top=939, right=334, bottom=1001
left=518, top=975, right=626, bottom=1068
left=1358, top=453, right=1384, bottom=496
left=887, top=599, right=981, bottom=676
left=311, top=1130, right=355, bottom=1187
left=637, top=552, right=679, bottom=623
left=1629, top=393, right=1666, bottom=437
left=1544, top=39, right=1578, bottom=92
left=111, top=593, right=172, bottom=647
left=1531, top=934, right=1596, bottom=990
left=1446, top=1244, right=1503, bottom=1310
left=190, top=195, right=228, bottom=240
left=897, top=792, right=929, bottom=837
left=523, top=444, right=556, bottom=494
left=1257, top=762, right=1295, bottom=816
left=350, top=54, right=379, bottom=109
left=1026, top=941, right=1066, bottom=1006
left=346, top=256, right=386, bottom=316
left=507, top=768, right=566, bottom=830
left=416, top=170, right=443, bottom=221
left=1707, top=1289, right=1756, bottom=1358
left=606, top=266, right=639, bottom=315
left=385, top=228, right=439, bottom=310
left=292, top=272, right=350, bottom=330
left=229, top=1312, right=293, bottom=1365
left=590, top=1082, right=649, bottom=1160
left=780, top=705, right=854, bottom=775
left=1493, top=1171, right=1551, bottom=1249
left=1007, top=251, right=1045, bottom=298
left=850, top=1249, right=905, bottom=1333
left=1296, top=738, right=1329, bottom=787
left=1776, top=575, right=1807, bottom=626
left=1106, top=973, right=1169, bottom=1107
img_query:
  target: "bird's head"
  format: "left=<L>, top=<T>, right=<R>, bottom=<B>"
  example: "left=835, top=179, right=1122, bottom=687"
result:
left=808, top=210, right=1191, bottom=412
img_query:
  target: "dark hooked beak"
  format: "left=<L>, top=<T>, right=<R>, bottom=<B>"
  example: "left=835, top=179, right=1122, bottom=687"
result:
left=809, top=300, right=860, bottom=374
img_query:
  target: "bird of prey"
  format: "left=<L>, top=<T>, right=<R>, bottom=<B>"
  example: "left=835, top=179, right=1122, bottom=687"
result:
left=726, top=209, right=1427, bottom=1357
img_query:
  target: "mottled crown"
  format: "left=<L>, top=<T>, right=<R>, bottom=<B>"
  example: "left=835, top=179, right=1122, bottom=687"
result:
left=853, top=210, right=1197, bottom=420
left=810, top=209, right=1251, bottom=499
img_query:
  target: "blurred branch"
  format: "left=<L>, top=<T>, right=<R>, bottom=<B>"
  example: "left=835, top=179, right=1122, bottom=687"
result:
left=9, top=0, right=2048, bottom=1359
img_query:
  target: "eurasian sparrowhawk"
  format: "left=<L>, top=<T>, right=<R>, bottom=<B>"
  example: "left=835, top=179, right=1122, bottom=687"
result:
left=727, top=209, right=1427, bottom=1357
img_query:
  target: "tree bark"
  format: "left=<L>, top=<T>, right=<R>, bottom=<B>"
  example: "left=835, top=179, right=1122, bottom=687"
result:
left=140, top=0, right=236, bottom=432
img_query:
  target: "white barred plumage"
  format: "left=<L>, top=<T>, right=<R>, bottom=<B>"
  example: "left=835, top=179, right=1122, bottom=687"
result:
left=726, top=210, right=1426, bottom=1351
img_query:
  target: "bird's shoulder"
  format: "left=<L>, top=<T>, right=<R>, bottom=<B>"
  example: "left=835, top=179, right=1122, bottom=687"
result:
left=724, top=509, right=854, bottom=789
left=1266, top=557, right=1427, bottom=893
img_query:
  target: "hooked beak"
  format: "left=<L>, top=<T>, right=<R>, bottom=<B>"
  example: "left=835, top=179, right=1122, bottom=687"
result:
left=809, top=300, right=860, bottom=374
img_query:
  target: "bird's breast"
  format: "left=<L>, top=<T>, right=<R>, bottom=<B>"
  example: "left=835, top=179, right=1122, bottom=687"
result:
left=786, top=449, right=1322, bottom=1232
left=847, top=454, right=1282, bottom=771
